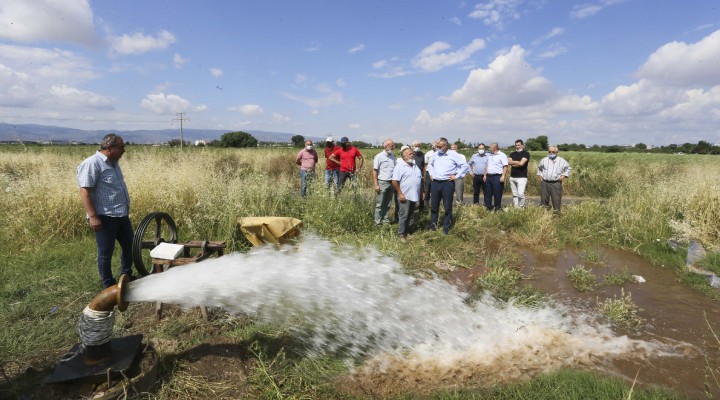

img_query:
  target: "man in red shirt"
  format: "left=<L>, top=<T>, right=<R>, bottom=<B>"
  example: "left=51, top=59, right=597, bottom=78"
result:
left=328, top=136, right=364, bottom=193
left=324, top=136, right=341, bottom=190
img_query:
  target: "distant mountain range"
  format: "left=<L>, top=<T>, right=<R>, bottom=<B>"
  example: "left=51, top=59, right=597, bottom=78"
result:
left=0, top=123, right=320, bottom=144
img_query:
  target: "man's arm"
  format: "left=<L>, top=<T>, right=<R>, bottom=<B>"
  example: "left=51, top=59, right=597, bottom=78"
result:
left=328, top=153, right=340, bottom=165
left=392, top=180, right=406, bottom=202
left=296, top=151, right=302, bottom=166
left=355, top=153, right=364, bottom=172
left=509, top=157, right=528, bottom=167
left=79, top=187, right=102, bottom=231
left=373, top=169, right=381, bottom=193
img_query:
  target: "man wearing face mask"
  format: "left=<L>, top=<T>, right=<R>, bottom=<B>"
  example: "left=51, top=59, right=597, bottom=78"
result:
left=468, top=143, right=489, bottom=205
left=537, top=145, right=571, bottom=213
left=392, top=147, right=423, bottom=241
left=328, top=136, right=364, bottom=193
left=296, top=139, right=318, bottom=197
left=372, top=139, right=398, bottom=225
left=427, top=137, right=469, bottom=235
left=508, top=139, right=530, bottom=208
left=410, top=140, right=426, bottom=210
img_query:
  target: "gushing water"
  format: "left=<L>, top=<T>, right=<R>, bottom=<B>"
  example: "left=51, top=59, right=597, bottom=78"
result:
left=125, top=236, right=682, bottom=387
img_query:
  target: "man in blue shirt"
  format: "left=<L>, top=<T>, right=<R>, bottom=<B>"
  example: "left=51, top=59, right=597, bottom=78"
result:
left=427, top=137, right=469, bottom=235
left=467, top=143, right=489, bottom=205
left=77, top=133, right=134, bottom=288
left=483, top=142, right=509, bottom=211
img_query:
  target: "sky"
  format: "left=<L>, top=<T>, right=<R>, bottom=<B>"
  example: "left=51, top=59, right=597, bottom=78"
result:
left=1, top=0, right=719, bottom=146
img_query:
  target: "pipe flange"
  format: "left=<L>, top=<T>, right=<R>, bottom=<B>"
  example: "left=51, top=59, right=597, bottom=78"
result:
left=117, top=274, right=130, bottom=312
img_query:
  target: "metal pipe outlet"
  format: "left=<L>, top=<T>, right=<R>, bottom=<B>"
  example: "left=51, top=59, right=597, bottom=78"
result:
left=88, top=274, right=130, bottom=312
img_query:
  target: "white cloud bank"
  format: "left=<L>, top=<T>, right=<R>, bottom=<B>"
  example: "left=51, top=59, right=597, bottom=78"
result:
left=0, top=0, right=97, bottom=45
left=140, top=93, right=206, bottom=115
left=109, top=30, right=176, bottom=56
left=412, top=30, right=720, bottom=145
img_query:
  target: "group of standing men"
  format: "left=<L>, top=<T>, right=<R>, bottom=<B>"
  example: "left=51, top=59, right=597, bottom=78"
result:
left=297, top=136, right=572, bottom=239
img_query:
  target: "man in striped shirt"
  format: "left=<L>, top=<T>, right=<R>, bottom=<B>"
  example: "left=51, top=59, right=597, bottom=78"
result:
left=77, top=133, right=134, bottom=288
left=536, top=146, right=571, bottom=213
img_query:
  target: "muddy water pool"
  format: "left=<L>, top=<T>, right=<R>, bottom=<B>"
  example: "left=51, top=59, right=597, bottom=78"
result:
left=520, top=247, right=720, bottom=398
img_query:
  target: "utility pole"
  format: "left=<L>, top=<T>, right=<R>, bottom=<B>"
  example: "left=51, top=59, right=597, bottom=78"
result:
left=172, top=112, right=190, bottom=150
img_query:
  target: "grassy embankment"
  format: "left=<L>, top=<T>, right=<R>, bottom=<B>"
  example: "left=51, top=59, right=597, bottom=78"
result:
left=1, top=145, right=718, bottom=399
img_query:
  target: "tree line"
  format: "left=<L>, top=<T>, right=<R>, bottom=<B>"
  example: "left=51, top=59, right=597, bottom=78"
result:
left=171, top=131, right=719, bottom=155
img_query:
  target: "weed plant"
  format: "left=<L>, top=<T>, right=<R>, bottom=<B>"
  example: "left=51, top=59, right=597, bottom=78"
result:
left=568, top=265, right=596, bottom=292
left=602, top=267, right=636, bottom=286
left=597, top=289, right=644, bottom=330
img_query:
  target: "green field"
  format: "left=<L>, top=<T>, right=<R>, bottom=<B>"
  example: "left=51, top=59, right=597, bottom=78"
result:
left=1, top=145, right=718, bottom=399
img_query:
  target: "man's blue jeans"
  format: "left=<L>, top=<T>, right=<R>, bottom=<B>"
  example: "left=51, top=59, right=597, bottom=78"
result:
left=95, top=215, right=134, bottom=288
left=324, top=169, right=340, bottom=190
left=300, top=169, right=315, bottom=197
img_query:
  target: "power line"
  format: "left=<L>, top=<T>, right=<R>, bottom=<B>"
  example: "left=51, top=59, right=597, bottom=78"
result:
left=171, top=112, right=190, bottom=150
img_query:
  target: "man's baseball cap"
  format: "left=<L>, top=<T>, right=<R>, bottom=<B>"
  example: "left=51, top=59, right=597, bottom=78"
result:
left=326, top=136, right=334, bottom=142
left=340, top=137, right=350, bottom=144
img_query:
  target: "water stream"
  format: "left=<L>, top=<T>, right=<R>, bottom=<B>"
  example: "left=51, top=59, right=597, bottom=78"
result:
left=124, top=236, right=691, bottom=394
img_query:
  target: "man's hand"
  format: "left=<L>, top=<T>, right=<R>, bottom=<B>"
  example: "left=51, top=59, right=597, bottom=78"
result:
left=88, top=216, right=102, bottom=231
left=374, top=183, right=381, bottom=193
left=398, top=193, right=406, bottom=203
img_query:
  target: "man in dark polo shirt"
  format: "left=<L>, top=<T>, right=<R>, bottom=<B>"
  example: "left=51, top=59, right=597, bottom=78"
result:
left=508, top=139, right=530, bottom=209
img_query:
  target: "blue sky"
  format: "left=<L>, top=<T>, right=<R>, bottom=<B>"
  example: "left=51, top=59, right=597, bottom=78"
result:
left=1, top=0, right=719, bottom=146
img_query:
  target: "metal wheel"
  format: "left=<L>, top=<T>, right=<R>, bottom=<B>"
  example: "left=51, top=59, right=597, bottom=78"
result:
left=132, top=212, right=178, bottom=276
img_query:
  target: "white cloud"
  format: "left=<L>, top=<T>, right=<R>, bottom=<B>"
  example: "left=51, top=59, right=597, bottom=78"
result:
left=532, top=27, right=565, bottom=45
left=283, top=84, right=344, bottom=108
left=448, top=45, right=556, bottom=107
left=412, top=32, right=720, bottom=145
left=0, top=0, right=97, bottom=45
left=468, top=0, right=522, bottom=29
left=304, top=42, right=321, bottom=52
left=336, top=78, right=346, bottom=87
left=109, top=30, right=176, bottom=56
left=348, top=123, right=360, bottom=129
left=348, top=44, right=365, bottom=53
left=0, top=44, right=101, bottom=108
left=601, top=79, right=676, bottom=116
left=140, top=93, right=204, bottom=114
left=638, top=30, right=720, bottom=87
left=272, top=112, right=291, bottom=122
left=536, top=43, right=568, bottom=60
left=210, top=67, right=223, bottom=77
left=294, top=74, right=308, bottom=86
left=449, top=17, right=462, bottom=26
left=228, top=104, right=264, bottom=116
left=49, top=84, right=115, bottom=110
left=570, top=0, right=626, bottom=20
left=412, top=38, right=486, bottom=72
left=372, top=60, right=387, bottom=69
left=173, top=53, right=188, bottom=68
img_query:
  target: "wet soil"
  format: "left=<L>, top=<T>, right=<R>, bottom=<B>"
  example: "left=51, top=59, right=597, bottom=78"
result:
left=520, top=247, right=720, bottom=398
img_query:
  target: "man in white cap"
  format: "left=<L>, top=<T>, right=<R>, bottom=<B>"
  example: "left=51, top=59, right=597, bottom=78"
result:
left=323, top=136, right=340, bottom=190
